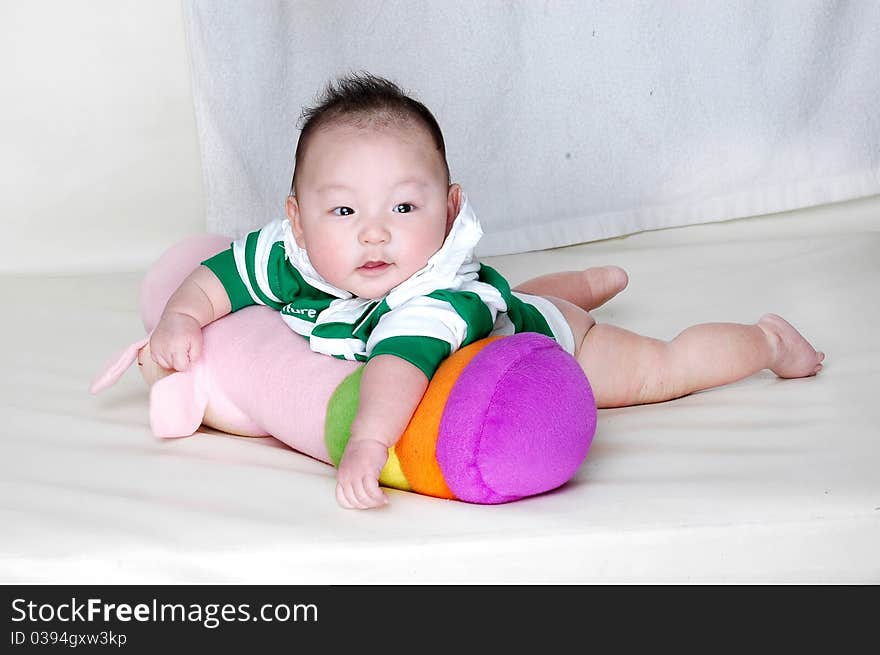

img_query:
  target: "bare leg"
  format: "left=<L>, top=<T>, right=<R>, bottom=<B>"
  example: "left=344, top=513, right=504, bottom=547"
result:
left=547, top=298, right=825, bottom=408
left=515, top=266, right=629, bottom=311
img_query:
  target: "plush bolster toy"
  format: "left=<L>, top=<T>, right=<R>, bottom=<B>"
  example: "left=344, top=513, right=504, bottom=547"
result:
left=91, top=235, right=597, bottom=504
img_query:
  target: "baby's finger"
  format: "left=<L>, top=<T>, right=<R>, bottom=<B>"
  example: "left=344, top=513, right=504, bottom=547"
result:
left=354, top=476, right=385, bottom=508
left=173, top=349, right=191, bottom=372
left=336, top=483, right=355, bottom=509
left=149, top=346, right=168, bottom=369
left=339, top=480, right=365, bottom=510
left=362, top=476, right=387, bottom=506
left=346, top=477, right=369, bottom=508
left=169, top=351, right=184, bottom=372
left=188, top=337, right=201, bottom=364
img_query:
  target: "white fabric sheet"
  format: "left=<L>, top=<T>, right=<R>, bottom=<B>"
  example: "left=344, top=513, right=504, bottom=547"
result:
left=2, top=196, right=878, bottom=583
left=2, top=1, right=205, bottom=275
left=182, top=0, right=880, bottom=256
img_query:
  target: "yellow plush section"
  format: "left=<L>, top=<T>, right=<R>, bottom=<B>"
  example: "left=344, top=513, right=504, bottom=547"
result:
left=378, top=445, right=412, bottom=491
left=395, top=337, right=500, bottom=499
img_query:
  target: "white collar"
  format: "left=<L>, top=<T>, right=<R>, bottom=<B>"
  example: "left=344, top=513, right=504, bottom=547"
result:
left=281, top=194, right=483, bottom=305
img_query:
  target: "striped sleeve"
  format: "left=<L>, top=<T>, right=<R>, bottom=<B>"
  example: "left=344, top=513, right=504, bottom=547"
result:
left=200, top=247, right=255, bottom=312
left=365, top=291, right=496, bottom=379
left=201, top=219, right=299, bottom=312
left=369, top=336, right=452, bottom=380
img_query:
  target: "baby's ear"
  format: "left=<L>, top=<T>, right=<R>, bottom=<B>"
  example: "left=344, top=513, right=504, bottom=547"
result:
left=286, top=195, right=306, bottom=248
left=446, top=184, right=462, bottom=232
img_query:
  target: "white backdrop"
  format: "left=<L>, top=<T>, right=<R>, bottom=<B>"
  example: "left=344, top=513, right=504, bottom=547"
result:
left=1, top=1, right=204, bottom=274
left=183, top=0, right=880, bottom=256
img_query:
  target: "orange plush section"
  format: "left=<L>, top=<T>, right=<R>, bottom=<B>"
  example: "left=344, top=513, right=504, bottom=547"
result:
left=396, top=337, right=500, bottom=499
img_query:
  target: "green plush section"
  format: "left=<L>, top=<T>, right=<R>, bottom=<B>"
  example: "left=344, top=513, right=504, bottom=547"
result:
left=324, top=366, right=365, bottom=467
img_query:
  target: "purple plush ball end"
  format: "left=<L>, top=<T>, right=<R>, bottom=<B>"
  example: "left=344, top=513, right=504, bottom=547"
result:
left=436, top=333, right=596, bottom=504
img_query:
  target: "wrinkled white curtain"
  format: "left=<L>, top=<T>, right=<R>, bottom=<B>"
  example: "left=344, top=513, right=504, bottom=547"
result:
left=182, top=0, right=880, bottom=256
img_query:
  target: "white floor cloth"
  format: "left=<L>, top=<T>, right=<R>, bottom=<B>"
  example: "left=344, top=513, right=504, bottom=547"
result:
left=2, top=196, right=878, bottom=583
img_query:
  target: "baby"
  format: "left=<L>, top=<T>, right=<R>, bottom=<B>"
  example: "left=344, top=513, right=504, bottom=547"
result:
left=145, top=73, right=824, bottom=510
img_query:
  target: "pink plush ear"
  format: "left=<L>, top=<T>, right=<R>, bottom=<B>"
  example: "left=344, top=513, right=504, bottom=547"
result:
left=89, top=337, right=150, bottom=394
left=149, top=364, right=209, bottom=438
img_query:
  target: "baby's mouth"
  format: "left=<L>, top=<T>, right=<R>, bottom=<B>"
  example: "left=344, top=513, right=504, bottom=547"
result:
left=358, top=260, right=391, bottom=275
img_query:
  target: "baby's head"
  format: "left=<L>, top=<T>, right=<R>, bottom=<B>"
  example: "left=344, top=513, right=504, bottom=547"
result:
left=287, top=73, right=461, bottom=300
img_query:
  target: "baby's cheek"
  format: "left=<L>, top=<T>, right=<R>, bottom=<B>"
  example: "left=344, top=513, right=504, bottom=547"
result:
left=307, top=241, right=349, bottom=282
left=413, top=230, right=447, bottom=264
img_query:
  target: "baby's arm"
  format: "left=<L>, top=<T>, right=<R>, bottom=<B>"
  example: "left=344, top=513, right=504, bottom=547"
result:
left=336, top=355, right=429, bottom=509
left=149, top=265, right=232, bottom=371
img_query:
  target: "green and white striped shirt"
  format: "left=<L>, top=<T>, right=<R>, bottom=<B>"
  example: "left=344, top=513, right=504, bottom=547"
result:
left=202, top=197, right=554, bottom=379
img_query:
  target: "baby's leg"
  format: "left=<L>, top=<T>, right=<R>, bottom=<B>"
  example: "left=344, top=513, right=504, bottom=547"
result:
left=548, top=299, right=824, bottom=408
left=515, top=266, right=628, bottom=311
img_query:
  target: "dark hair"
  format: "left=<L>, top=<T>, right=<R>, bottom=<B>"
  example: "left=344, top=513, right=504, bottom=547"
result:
left=290, top=72, right=449, bottom=193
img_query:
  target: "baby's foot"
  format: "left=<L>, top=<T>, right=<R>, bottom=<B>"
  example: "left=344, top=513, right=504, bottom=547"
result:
left=582, top=265, right=629, bottom=310
left=758, top=313, right=825, bottom=378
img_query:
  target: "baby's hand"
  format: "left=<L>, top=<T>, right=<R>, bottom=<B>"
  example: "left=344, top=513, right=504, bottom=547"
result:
left=149, top=312, right=203, bottom=372
left=336, top=438, right=389, bottom=509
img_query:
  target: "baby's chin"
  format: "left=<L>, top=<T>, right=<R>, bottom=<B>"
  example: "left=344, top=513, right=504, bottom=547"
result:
left=343, top=279, right=400, bottom=300
left=343, top=265, right=414, bottom=298
left=353, top=286, right=397, bottom=300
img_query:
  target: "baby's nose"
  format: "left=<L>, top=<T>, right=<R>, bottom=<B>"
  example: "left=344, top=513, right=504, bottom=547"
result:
left=359, top=219, right=390, bottom=244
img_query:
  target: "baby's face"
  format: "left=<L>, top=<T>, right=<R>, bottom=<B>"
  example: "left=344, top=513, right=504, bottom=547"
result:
left=288, top=121, right=458, bottom=300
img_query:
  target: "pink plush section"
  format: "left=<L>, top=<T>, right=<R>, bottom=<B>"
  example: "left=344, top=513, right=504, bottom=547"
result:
left=138, top=234, right=357, bottom=462
left=436, top=333, right=595, bottom=504
left=198, top=307, right=357, bottom=462
left=139, top=234, right=233, bottom=332
left=89, top=336, right=149, bottom=395
left=149, top=361, right=209, bottom=438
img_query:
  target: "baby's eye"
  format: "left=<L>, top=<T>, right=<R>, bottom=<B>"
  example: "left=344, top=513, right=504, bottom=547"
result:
left=332, top=206, right=355, bottom=216
left=393, top=203, right=415, bottom=214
